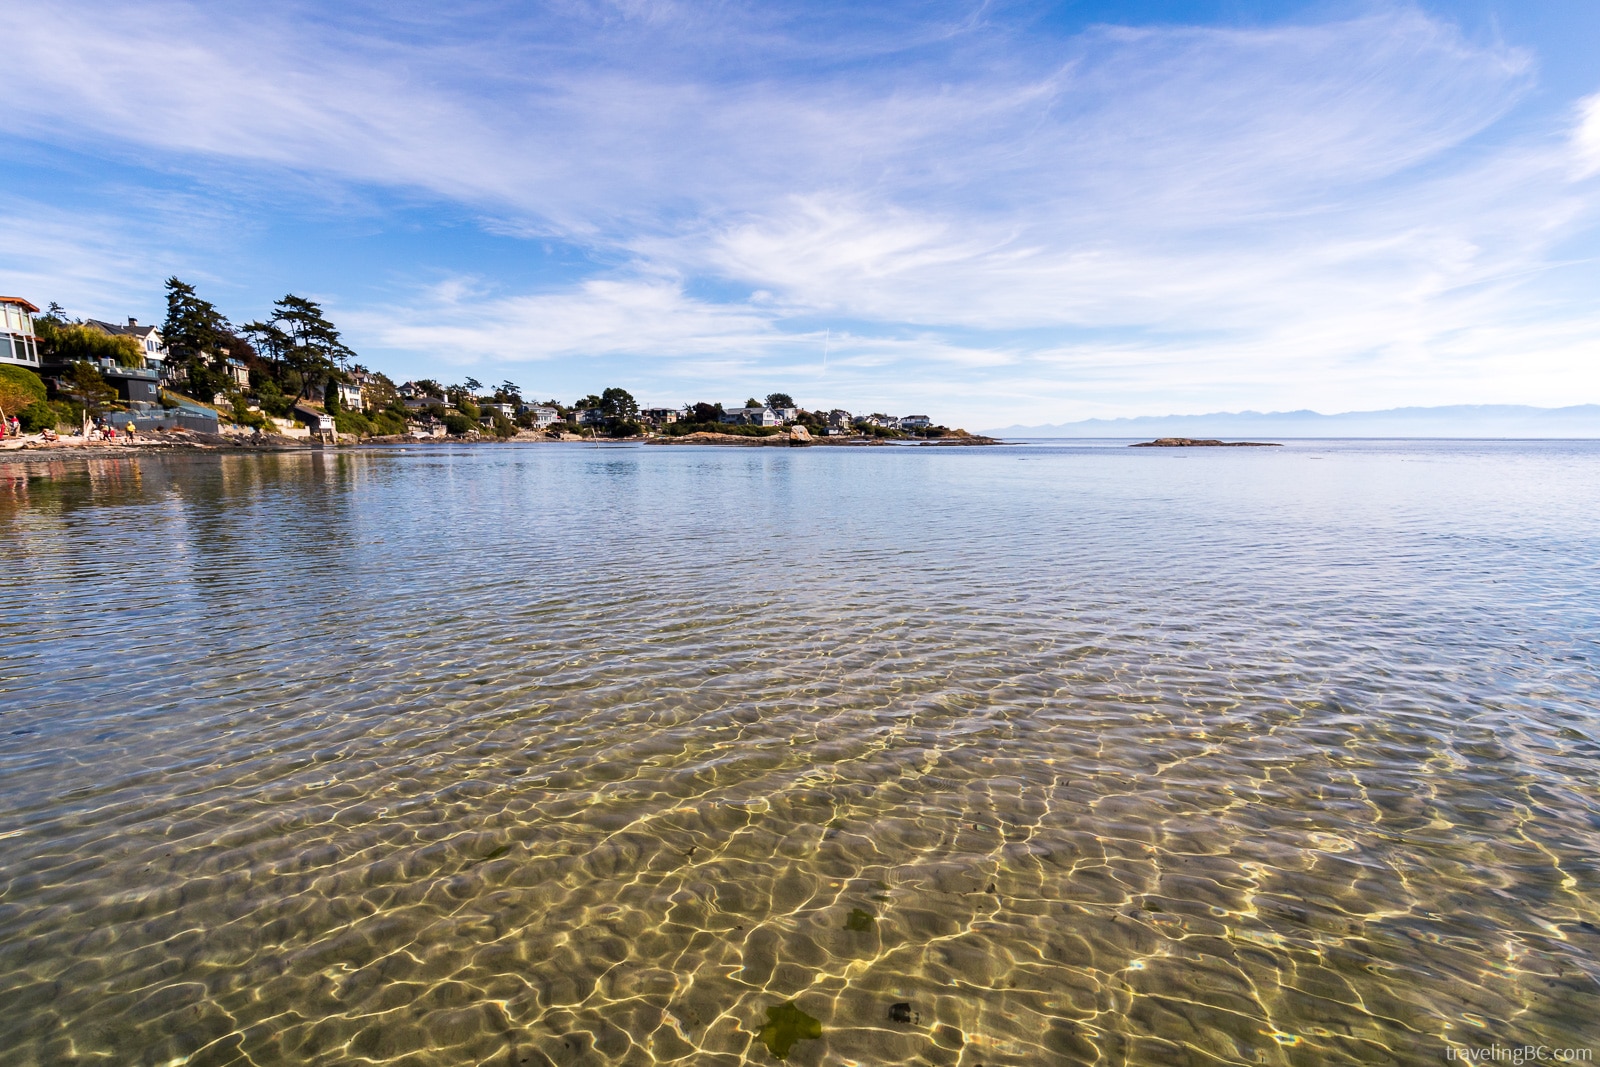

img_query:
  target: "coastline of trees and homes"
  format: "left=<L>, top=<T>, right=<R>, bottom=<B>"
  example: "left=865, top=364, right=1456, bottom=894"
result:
left=0, top=279, right=989, bottom=450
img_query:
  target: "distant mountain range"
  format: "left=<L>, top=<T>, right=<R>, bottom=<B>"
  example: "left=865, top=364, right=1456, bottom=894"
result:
left=986, top=404, right=1600, bottom=439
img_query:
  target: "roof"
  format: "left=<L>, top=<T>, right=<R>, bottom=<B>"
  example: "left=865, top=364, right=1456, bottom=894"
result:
left=0, top=297, right=40, bottom=313
left=84, top=318, right=162, bottom=340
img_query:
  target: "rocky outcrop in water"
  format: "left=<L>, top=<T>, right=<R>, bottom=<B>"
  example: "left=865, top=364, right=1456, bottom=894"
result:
left=1131, top=438, right=1281, bottom=447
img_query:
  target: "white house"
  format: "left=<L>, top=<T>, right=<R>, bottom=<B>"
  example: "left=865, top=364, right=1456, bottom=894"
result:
left=481, top=402, right=517, bottom=422
left=721, top=405, right=779, bottom=427
left=0, top=297, right=41, bottom=368
left=524, top=405, right=560, bottom=428
left=334, top=381, right=363, bottom=410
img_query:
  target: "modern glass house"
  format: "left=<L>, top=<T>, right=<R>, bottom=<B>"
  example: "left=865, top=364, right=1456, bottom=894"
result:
left=0, top=297, right=40, bottom=368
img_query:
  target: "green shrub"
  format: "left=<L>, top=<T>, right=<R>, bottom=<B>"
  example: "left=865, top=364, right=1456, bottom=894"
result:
left=255, top=380, right=295, bottom=417
left=443, top=413, right=475, bottom=436
left=230, top=396, right=270, bottom=430
left=18, top=400, right=58, bottom=432
left=663, top=420, right=779, bottom=437
left=334, top=410, right=373, bottom=437
left=0, top=365, right=47, bottom=415
left=369, top=410, right=406, bottom=436
left=491, top=412, right=517, bottom=439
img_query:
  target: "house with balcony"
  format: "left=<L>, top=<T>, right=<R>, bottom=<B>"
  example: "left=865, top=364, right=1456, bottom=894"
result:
left=334, top=381, right=363, bottom=410
left=639, top=406, right=678, bottom=426
left=84, top=317, right=167, bottom=375
left=522, top=405, right=560, bottom=429
left=0, top=297, right=41, bottom=369
left=898, top=415, right=932, bottom=430
left=479, top=402, right=517, bottom=425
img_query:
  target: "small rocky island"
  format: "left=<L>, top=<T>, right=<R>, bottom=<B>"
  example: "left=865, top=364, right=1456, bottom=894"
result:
left=1131, top=438, right=1282, bottom=447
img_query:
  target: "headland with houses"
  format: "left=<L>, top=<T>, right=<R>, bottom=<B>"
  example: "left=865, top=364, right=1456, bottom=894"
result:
left=0, top=284, right=993, bottom=453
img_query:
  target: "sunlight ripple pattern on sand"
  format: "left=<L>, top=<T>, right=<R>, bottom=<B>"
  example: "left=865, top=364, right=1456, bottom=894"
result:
left=0, top=441, right=1597, bottom=1066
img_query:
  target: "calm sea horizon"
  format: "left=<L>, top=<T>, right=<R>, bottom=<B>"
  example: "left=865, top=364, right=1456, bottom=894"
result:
left=2, top=439, right=1596, bottom=1065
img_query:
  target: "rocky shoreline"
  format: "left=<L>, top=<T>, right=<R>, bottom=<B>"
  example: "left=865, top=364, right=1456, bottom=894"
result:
left=649, top=429, right=998, bottom=446
left=1, top=426, right=1001, bottom=459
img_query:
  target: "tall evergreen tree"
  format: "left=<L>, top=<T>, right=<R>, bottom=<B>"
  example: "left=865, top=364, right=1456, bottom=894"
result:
left=251, top=295, right=356, bottom=398
left=163, top=277, right=232, bottom=395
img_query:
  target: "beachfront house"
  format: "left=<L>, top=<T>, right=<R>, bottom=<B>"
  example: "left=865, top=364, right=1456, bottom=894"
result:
left=0, top=297, right=41, bottom=369
left=772, top=407, right=798, bottom=423
left=639, top=406, right=678, bottom=426
left=898, top=415, right=932, bottom=430
left=523, top=405, right=559, bottom=429
left=225, top=358, right=250, bottom=390
left=83, top=317, right=168, bottom=372
left=292, top=402, right=335, bottom=436
left=479, top=402, right=517, bottom=425
left=721, top=405, right=779, bottom=427
left=40, top=354, right=163, bottom=407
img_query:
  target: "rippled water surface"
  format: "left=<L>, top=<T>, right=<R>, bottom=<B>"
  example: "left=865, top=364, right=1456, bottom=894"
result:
left=2, top=440, right=1598, bottom=1066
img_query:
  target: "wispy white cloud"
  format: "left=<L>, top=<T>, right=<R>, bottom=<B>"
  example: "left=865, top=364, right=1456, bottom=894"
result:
left=2, top=1, right=1598, bottom=424
left=351, top=277, right=777, bottom=365
left=1573, top=92, right=1600, bottom=178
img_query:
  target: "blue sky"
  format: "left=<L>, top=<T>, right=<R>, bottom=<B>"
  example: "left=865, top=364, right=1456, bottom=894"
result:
left=4, top=0, right=1599, bottom=426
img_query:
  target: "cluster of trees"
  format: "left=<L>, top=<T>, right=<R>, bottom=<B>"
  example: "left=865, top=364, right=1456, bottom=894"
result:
left=149, top=277, right=419, bottom=437
left=572, top=387, right=642, bottom=436
left=160, top=278, right=368, bottom=420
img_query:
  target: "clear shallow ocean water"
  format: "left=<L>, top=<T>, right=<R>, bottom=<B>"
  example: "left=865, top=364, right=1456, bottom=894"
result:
left=0, top=439, right=1597, bottom=1066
